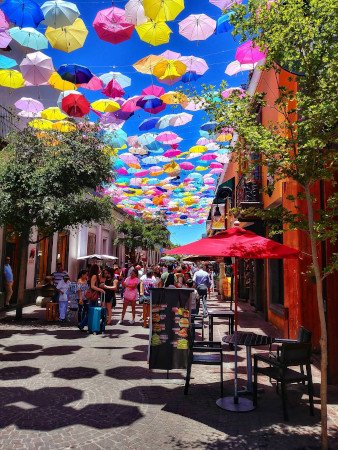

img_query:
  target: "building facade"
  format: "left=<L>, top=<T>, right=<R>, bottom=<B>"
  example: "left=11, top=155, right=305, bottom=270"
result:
left=209, top=66, right=338, bottom=383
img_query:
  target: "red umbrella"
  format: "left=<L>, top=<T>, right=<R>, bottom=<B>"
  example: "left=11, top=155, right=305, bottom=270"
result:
left=61, top=93, right=90, bottom=117
left=102, top=78, right=125, bottom=98
left=93, top=6, right=134, bottom=45
left=167, top=226, right=299, bottom=411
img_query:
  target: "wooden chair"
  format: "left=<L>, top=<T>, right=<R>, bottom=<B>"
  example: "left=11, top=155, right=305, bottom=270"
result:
left=184, top=340, right=224, bottom=396
left=253, top=342, right=314, bottom=421
left=46, top=302, right=58, bottom=321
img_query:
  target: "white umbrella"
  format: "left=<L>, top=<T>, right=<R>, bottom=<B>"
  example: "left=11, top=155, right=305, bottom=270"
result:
left=77, top=254, right=118, bottom=261
left=19, top=51, right=54, bottom=86
left=225, top=60, right=256, bottom=76
left=125, top=0, right=148, bottom=26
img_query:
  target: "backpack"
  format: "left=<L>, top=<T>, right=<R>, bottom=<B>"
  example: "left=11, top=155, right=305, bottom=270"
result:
left=164, top=272, right=175, bottom=287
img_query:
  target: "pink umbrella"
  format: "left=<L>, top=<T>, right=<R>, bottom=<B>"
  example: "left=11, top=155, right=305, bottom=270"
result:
left=141, top=84, right=165, bottom=97
left=19, top=51, right=54, bottom=86
left=201, top=153, right=217, bottom=161
left=179, top=55, right=209, bottom=75
left=221, top=87, right=245, bottom=98
left=117, top=167, right=128, bottom=175
left=210, top=0, right=242, bottom=9
left=216, top=154, right=230, bottom=164
left=0, top=10, right=9, bottom=30
left=79, top=76, right=103, bottom=90
left=169, top=112, right=193, bottom=127
left=0, top=30, right=12, bottom=48
left=15, top=97, right=44, bottom=113
left=182, top=98, right=205, bottom=111
left=120, top=95, right=142, bottom=112
left=134, top=169, right=149, bottom=177
left=225, top=60, right=256, bottom=76
left=160, top=50, right=181, bottom=60
left=204, top=178, right=215, bottom=185
left=93, top=6, right=134, bottom=44
left=210, top=161, right=223, bottom=168
left=102, top=79, right=125, bottom=98
left=179, top=14, right=216, bottom=41
left=127, top=135, right=140, bottom=146
left=119, top=152, right=140, bottom=166
left=211, top=168, right=224, bottom=175
left=235, top=40, right=266, bottom=64
left=155, top=131, right=182, bottom=145
left=197, top=137, right=212, bottom=145
left=179, top=162, right=194, bottom=171
left=163, top=149, right=181, bottom=158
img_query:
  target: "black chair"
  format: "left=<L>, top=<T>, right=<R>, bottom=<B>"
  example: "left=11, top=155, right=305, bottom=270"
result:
left=191, top=314, right=205, bottom=341
left=184, top=340, right=224, bottom=396
left=253, top=342, right=314, bottom=421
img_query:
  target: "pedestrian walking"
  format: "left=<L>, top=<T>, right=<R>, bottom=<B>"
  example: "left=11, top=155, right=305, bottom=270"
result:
left=159, top=264, right=176, bottom=288
left=139, top=270, right=155, bottom=328
left=101, top=267, right=118, bottom=325
left=77, top=269, right=88, bottom=323
left=56, top=274, right=71, bottom=322
left=52, top=262, right=68, bottom=302
left=3, top=256, right=14, bottom=308
left=78, top=264, right=104, bottom=331
left=118, top=268, right=139, bottom=325
left=193, top=264, right=211, bottom=317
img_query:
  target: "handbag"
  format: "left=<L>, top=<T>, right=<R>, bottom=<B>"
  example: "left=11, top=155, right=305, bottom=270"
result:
left=85, top=288, right=100, bottom=302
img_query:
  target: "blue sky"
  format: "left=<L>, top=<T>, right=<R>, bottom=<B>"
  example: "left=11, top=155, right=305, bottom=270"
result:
left=41, top=0, right=248, bottom=244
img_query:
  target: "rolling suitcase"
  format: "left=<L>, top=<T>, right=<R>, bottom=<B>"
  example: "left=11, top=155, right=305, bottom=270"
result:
left=88, top=293, right=106, bottom=334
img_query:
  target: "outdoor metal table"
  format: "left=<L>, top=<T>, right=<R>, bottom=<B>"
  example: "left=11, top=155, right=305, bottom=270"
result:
left=208, top=309, right=234, bottom=341
left=222, top=331, right=275, bottom=394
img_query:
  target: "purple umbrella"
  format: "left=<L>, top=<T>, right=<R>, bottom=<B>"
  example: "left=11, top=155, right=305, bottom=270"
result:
left=19, top=51, right=54, bottom=86
left=0, top=30, right=12, bottom=48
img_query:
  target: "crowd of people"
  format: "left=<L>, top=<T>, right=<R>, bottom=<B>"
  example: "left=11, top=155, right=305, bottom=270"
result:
left=41, top=260, right=216, bottom=333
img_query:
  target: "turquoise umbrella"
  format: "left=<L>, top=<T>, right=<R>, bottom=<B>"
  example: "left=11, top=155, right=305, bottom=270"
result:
left=9, top=27, right=48, bottom=50
left=0, top=55, right=17, bottom=69
left=103, top=129, right=127, bottom=148
left=41, top=0, right=80, bottom=28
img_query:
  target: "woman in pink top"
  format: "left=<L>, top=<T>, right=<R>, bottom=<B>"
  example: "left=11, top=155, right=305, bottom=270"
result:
left=118, top=268, right=139, bottom=325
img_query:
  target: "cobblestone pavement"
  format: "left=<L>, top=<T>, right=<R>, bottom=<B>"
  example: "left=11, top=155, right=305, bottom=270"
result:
left=0, top=297, right=337, bottom=450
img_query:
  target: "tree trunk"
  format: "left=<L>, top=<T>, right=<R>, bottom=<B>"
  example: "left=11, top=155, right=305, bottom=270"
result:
left=304, top=184, right=328, bottom=450
left=15, top=234, right=29, bottom=319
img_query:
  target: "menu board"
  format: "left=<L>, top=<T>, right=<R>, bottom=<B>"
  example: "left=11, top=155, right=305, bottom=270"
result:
left=148, top=288, right=193, bottom=370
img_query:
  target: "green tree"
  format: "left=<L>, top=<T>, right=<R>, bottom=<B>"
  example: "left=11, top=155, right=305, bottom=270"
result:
left=0, top=127, right=113, bottom=318
left=115, top=218, right=171, bottom=262
left=201, top=1, right=337, bottom=447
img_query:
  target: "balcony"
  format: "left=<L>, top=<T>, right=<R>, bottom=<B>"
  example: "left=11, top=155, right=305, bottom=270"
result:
left=235, top=175, right=262, bottom=213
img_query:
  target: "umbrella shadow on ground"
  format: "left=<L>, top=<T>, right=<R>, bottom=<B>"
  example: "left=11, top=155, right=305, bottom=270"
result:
left=0, top=386, right=143, bottom=431
left=106, top=365, right=152, bottom=380
left=0, top=366, right=40, bottom=380
left=120, top=382, right=333, bottom=449
left=0, top=345, right=82, bottom=362
left=52, top=366, right=100, bottom=380
left=131, top=333, right=149, bottom=340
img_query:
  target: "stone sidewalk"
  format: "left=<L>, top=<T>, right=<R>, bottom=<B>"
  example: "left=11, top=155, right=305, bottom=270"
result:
left=0, top=297, right=337, bottom=450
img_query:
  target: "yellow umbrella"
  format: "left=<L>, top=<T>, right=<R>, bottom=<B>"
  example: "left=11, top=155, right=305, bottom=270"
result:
left=48, top=72, right=77, bottom=91
left=45, top=18, right=88, bottom=53
left=216, top=133, right=232, bottom=142
left=0, top=69, right=24, bottom=88
left=160, top=91, right=188, bottom=105
left=189, top=145, right=207, bottom=153
left=41, top=107, right=68, bottom=121
left=91, top=99, right=120, bottom=113
left=28, top=119, right=53, bottom=130
left=163, top=160, right=180, bottom=176
left=133, top=54, right=165, bottom=74
left=153, top=59, right=186, bottom=79
left=136, top=21, right=172, bottom=46
left=143, top=0, right=184, bottom=22
left=195, top=165, right=208, bottom=171
left=52, top=120, right=76, bottom=132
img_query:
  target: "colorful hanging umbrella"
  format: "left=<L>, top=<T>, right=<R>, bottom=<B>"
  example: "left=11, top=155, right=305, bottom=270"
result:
left=41, top=0, right=80, bottom=28
left=102, top=79, right=125, bottom=98
left=236, top=40, right=266, bottom=64
left=0, top=9, right=10, bottom=29
left=137, top=95, right=163, bottom=110
left=200, top=121, right=217, bottom=131
left=160, top=91, right=187, bottom=105
left=125, top=0, right=148, bottom=26
left=0, top=55, right=17, bottom=69
left=103, top=129, right=128, bottom=148
left=0, top=31, right=12, bottom=49
left=120, top=95, right=143, bottom=113
left=163, top=149, right=181, bottom=158
left=221, top=87, right=245, bottom=98
left=0, top=69, right=24, bottom=88
left=153, top=59, right=186, bottom=81
left=215, top=12, right=234, bottom=34
left=28, top=118, right=53, bottom=130
left=133, top=54, right=165, bottom=74
left=99, top=71, right=131, bottom=88
left=181, top=97, right=205, bottom=111
left=57, top=64, right=93, bottom=84
left=2, top=0, right=44, bottom=28
left=17, top=110, right=41, bottom=118
left=19, top=51, right=54, bottom=86
left=93, top=6, right=134, bottom=44
left=61, top=92, right=90, bottom=117
left=179, top=55, right=208, bottom=75
left=169, top=112, right=192, bottom=127
left=15, top=96, right=44, bottom=112
left=144, top=102, right=166, bottom=114
left=9, top=27, right=48, bottom=50
left=155, top=114, right=175, bottom=129
left=156, top=131, right=182, bottom=145
left=179, top=14, right=216, bottom=41
left=210, top=0, right=242, bottom=10
left=78, top=75, right=103, bottom=91
left=143, top=0, right=184, bottom=22
left=53, top=120, right=76, bottom=132
left=225, top=60, right=256, bottom=76
left=136, top=20, right=172, bottom=46
left=139, top=117, right=160, bottom=131
left=141, top=84, right=165, bottom=97
left=41, top=106, right=67, bottom=120
left=48, top=71, right=77, bottom=90
left=181, top=71, right=201, bottom=83
left=45, top=18, right=88, bottom=53
left=57, top=89, right=81, bottom=108
left=91, top=99, right=120, bottom=113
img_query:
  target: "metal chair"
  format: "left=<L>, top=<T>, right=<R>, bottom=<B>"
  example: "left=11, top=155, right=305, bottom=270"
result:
left=184, top=339, right=224, bottom=396
left=253, top=342, right=314, bottom=421
left=191, top=314, right=205, bottom=341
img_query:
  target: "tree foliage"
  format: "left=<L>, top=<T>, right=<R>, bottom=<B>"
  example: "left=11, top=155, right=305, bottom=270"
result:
left=0, top=127, right=113, bottom=242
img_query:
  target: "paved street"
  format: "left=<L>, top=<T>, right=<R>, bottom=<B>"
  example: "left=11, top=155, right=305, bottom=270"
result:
left=0, top=298, right=337, bottom=450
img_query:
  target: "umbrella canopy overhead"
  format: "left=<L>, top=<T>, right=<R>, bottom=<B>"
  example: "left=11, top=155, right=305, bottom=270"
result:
left=236, top=40, right=266, bottom=64
left=93, top=6, right=134, bottom=44
left=166, top=227, right=299, bottom=259
left=45, top=18, right=88, bottom=52
left=15, top=96, right=44, bottom=112
left=2, top=0, right=44, bottom=28
left=143, top=0, right=184, bottom=22
left=125, top=0, right=148, bottom=26
left=179, top=14, right=216, bottom=41
left=136, top=20, right=172, bottom=46
left=19, top=51, right=54, bottom=86
left=41, top=0, right=80, bottom=28
left=61, top=92, right=90, bottom=117
left=9, top=27, right=48, bottom=50
left=0, top=69, right=25, bottom=88
left=0, top=55, right=17, bottom=69
left=57, top=63, right=93, bottom=84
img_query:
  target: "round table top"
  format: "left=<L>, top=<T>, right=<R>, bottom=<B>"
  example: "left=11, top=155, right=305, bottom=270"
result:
left=222, top=331, right=274, bottom=346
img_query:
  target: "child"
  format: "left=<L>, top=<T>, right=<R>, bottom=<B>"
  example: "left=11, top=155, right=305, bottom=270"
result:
left=57, top=274, right=71, bottom=322
left=187, top=279, right=199, bottom=315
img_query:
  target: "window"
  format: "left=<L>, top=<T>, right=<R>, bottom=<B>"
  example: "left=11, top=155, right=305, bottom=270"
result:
left=87, top=232, right=96, bottom=255
left=269, top=234, right=284, bottom=307
left=57, top=232, right=69, bottom=270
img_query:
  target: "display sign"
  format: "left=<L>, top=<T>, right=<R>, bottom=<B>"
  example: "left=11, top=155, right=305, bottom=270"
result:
left=148, top=288, right=193, bottom=370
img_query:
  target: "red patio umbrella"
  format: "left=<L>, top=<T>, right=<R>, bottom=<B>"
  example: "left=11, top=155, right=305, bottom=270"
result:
left=167, top=226, right=299, bottom=411
left=61, top=93, right=90, bottom=117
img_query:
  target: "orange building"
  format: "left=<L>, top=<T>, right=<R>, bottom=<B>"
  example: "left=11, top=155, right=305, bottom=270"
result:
left=209, top=66, right=338, bottom=384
